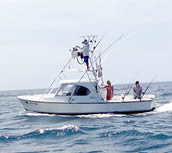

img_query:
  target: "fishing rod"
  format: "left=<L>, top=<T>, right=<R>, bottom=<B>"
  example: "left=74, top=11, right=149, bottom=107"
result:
left=141, top=81, right=153, bottom=99
left=141, top=76, right=156, bottom=99
left=122, top=81, right=134, bottom=100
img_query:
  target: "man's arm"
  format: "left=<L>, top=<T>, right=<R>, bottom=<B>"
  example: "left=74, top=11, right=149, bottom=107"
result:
left=75, top=46, right=83, bottom=50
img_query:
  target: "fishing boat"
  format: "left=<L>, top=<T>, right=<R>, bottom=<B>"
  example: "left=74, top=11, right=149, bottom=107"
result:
left=18, top=35, right=156, bottom=115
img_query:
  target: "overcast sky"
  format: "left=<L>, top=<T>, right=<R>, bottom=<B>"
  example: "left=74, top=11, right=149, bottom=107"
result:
left=0, top=0, right=172, bottom=91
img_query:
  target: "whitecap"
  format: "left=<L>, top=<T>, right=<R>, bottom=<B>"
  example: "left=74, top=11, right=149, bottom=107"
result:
left=58, top=124, right=79, bottom=131
left=37, top=124, right=79, bottom=133
left=38, top=129, right=45, bottom=134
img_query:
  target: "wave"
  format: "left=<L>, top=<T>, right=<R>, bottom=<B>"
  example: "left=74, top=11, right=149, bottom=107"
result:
left=160, top=92, right=172, bottom=97
left=101, top=130, right=152, bottom=138
left=0, top=125, right=84, bottom=143
left=101, top=129, right=171, bottom=140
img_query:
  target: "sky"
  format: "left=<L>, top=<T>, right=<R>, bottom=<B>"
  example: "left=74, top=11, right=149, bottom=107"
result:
left=0, top=0, right=172, bottom=91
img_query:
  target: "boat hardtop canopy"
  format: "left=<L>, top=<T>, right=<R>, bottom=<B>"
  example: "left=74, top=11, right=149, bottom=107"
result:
left=59, top=80, right=97, bottom=85
left=56, top=80, right=100, bottom=98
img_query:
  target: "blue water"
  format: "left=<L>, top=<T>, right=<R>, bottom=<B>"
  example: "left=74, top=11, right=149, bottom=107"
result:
left=0, top=82, right=172, bottom=153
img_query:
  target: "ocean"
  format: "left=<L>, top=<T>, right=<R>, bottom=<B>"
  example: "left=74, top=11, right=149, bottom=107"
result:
left=0, top=82, right=172, bottom=153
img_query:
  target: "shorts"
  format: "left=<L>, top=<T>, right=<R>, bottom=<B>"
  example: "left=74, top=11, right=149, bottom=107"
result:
left=84, top=56, right=89, bottom=63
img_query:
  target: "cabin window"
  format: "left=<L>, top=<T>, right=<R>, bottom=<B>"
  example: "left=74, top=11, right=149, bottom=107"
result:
left=73, top=85, right=90, bottom=96
left=56, top=84, right=74, bottom=96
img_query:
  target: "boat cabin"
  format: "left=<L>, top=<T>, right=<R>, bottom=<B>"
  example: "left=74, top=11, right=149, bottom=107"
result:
left=55, top=80, right=104, bottom=103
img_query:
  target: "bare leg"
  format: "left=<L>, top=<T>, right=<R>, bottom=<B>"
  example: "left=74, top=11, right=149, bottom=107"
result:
left=86, top=62, right=89, bottom=70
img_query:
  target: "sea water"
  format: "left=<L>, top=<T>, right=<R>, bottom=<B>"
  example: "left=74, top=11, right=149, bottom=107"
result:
left=0, top=82, right=172, bottom=153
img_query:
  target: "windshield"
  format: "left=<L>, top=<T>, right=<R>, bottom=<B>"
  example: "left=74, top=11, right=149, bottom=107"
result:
left=56, top=84, right=74, bottom=96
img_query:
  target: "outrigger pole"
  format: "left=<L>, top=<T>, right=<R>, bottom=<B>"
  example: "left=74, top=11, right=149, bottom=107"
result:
left=96, top=33, right=125, bottom=60
left=45, top=57, right=73, bottom=95
left=92, top=35, right=104, bottom=52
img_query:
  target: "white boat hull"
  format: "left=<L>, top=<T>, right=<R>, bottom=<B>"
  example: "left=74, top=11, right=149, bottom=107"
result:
left=18, top=95, right=155, bottom=115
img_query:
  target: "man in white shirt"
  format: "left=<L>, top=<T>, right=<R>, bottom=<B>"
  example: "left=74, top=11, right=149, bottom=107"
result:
left=133, top=81, right=142, bottom=99
left=82, top=39, right=90, bottom=70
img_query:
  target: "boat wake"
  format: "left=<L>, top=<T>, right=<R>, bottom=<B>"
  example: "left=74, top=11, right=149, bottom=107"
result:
left=76, top=114, right=126, bottom=118
left=155, top=101, right=172, bottom=113
left=24, top=112, right=126, bottom=118
left=25, top=112, right=55, bottom=117
left=135, top=101, right=172, bottom=116
left=0, top=125, right=84, bottom=143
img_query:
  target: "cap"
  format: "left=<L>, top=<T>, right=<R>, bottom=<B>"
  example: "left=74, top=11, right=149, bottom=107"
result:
left=82, top=39, right=88, bottom=44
